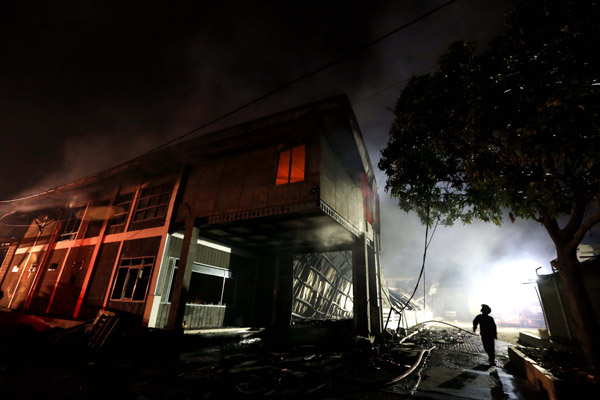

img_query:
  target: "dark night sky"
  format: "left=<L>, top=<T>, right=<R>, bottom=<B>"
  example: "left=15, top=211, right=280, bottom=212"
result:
left=0, top=0, right=556, bottom=307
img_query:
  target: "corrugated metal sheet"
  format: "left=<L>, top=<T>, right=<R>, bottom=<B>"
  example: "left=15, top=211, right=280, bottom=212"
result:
left=292, top=251, right=353, bottom=321
left=154, top=303, right=226, bottom=329
left=537, top=261, right=600, bottom=343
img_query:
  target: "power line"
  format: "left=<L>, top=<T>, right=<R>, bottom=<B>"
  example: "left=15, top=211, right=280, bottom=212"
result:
left=121, top=0, right=458, bottom=158
left=0, top=0, right=458, bottom=204
left=351, top=65, right=436, bottom=106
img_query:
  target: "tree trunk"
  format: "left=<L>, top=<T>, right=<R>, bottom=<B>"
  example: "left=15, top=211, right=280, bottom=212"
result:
left=555, top=247, right=600, bottom=369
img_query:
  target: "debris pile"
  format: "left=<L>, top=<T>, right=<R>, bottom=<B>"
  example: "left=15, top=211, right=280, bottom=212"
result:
left=517, top=345, right=600, bottom=385
left=2, top=315, right=548, bottom=398
left=178, top=325, right=436, bottom=398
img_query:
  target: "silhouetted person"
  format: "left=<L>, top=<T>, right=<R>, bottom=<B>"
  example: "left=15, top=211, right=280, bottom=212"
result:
left=473, top=304, right=497, bottom=365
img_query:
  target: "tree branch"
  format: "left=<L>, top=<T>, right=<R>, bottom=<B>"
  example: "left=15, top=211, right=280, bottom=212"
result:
left=562, top=199, right=586, bottom=241
left=571, top=208, right=600, bottom=249
left=540, top=210, right=563, bottom=245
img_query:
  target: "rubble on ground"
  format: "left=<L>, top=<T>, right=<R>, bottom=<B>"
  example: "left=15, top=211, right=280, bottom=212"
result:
left=516, top=344, right=600, bottom=385
left=0, top=314, right=570, bottom=399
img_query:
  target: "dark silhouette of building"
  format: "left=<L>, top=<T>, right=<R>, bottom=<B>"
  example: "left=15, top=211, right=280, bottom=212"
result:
left=0, top=95, right=383, bottom=335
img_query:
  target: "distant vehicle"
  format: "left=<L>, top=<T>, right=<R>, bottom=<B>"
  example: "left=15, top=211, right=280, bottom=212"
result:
left=495, top=312, right=521, bottom=327
left=519, top=305, right=545, bottom=328
left=494, top=305, right=545, bottom=328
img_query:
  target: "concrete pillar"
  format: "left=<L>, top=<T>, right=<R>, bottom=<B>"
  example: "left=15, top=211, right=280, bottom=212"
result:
left=352, top=233, right=371, bottom=337
left=253, top=252, right=294, bottom=327
left=166, top=218, right=199, bottom=331
left=274, top=252, right=294, bottom=327
left=368, top=243, right=382, bottom=335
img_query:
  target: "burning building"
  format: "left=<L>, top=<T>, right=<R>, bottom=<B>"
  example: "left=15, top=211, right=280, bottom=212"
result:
left=0, top=95, right=383, bottom=336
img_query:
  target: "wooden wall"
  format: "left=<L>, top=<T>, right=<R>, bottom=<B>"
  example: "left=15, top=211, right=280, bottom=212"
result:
left=0, top=252, right=42, bottom=309
left=320, top=137, right=365, bottom=233
left=154, top=303, right=226, bottom=329
left=0, top=243, right=18, bottom=296
left=48, top=245, right=95, bottom=316
left=78, top=242, right=120, bottom=320
left=27, top=248, right=69, bottom=314
left=177, top=121, right=320, bottom=222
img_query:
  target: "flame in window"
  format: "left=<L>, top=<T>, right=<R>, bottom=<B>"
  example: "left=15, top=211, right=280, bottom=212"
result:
left=276, top=145, right=305, bottom=185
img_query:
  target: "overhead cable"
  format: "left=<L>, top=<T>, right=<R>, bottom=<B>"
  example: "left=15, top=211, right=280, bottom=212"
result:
left=0, top=0, right=458, bottom=204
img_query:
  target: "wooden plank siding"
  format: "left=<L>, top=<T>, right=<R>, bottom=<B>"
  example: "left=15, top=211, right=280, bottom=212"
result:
left=184, top=304, right=226, bottom=328
left=177, top=119, right=320, bottom=224
left=0, top=243, right=18, bottom=288
left=47, top=245, right=95, bottom=316
left=0, top=253, right=27, bottom=308
left=3, top=251, right=43, bottom=310
left=154, top=303, right=226, bottom=329
left=27, top=248, right=69, bottom=314
left=78, top=242, right=120, bottom=320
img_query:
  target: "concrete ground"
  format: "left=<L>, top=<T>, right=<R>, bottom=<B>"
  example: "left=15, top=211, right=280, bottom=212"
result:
left=497, top=327, right=540, bottom=345
left=380, top=327, right=547, bottom=399
left=447, top=320, right=542, bottom=345
left=0, top=315, right=549, bottom=399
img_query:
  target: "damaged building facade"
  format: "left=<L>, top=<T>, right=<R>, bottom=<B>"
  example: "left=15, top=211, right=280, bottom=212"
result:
left=0, top=96, right=383, bottom=336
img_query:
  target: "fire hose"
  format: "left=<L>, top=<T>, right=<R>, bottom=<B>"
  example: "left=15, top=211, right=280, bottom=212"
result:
left=404, top=320, right=478, bottom=336
left=382, top=345, right=436, bottom=386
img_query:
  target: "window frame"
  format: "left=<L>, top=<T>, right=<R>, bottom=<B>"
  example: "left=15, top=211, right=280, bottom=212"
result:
left=107, top=191, right=135, bottom=230
left=110, top=256, right=155, bottom=302
left=57, top=205, right=86, bottom=242
left=275, top=144, right=306, bottom=185
left=131, top=182, right=173, bottom=223
left=188, top=262, right=233, bottom=306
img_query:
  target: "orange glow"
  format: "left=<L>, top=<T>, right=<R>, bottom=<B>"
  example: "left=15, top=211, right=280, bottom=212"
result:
left=360, top=172, right=373, bottom=224
left=275, top=145, right=305, bottom=185
left=289, top=145, right=305, bottom=183
left=276, top=149, right=291, bottom=185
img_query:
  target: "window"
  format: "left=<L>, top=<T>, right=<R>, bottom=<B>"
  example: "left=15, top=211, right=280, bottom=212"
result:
left=58, top=206, right=86, bottom=241
left=110, top=257, right=155, bottom=301
left=108, top=192, right=134, bottom=229
left=188, top=274, right=225, bottom=305
left=275, top=144, right=305, bottom=185
left=48, top=263, right=59, bottom=271
left=132, top=183, right=173, bottom=223
left=188, top=263, right=233, bottom=305
left=159, top=260, right=233, bottom=305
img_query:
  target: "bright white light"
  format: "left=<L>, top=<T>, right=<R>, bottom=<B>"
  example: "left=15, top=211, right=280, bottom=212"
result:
left=468, top=259, right=543, bottom=326
left=197, top=239, right=231, bottom=254
left=171, top=233, right=231, bottom=253
left=490, top=259, right=539, bottom=286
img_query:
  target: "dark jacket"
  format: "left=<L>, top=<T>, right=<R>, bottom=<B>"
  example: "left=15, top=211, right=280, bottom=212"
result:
left=473, top=314, right=497, bottom=339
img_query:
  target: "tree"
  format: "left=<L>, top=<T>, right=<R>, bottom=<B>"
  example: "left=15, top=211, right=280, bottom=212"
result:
left=379, top=0, right=600, bottom=367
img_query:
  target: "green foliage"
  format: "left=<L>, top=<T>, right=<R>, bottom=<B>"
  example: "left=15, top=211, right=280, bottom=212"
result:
left=380, top=0, right=600, bottom=229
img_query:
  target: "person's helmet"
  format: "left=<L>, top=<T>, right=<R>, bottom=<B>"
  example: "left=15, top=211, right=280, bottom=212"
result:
left=481, top=304, right=491, bottom=314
